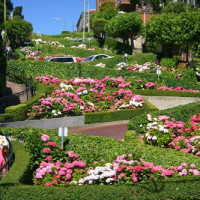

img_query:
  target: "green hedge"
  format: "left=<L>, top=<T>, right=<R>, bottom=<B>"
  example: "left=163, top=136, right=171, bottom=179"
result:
left=128, top=101, right=200, bottom=133
left=84, top=100, right=158, bottom=124
left=0, top=113, right=14, bottom=122
left=132, top=89, right=200, bottom=97
left=2, top=93, right=45, bottom=122
left=1, top=177, right=200, bottom=200
left=0, top=141, right=30, bottom=185
left=132, top=53, right=157, bottom=64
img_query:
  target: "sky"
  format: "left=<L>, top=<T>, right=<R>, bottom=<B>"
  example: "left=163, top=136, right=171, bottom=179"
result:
left=12, top=0, right=96, bottom=35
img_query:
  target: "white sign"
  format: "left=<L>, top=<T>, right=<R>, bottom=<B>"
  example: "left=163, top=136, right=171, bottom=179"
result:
left=58, top=127, right=68, bottom=137
left=156, top=70, right=161, bottom=75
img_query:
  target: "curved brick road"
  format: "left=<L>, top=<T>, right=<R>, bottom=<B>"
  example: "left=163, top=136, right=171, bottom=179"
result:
left=69, top=122, right=128, bottom=140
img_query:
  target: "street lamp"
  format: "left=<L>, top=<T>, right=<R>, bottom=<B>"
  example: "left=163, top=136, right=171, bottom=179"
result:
left=54, top=17, right=67, bottom=32
left=142, top=5, right=146, bottom=25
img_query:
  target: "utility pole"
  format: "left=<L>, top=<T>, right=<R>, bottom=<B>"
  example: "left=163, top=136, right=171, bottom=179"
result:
left=87, top=1, right=90, bottom=33
left=83, top=0, right=86, bottom=39
left=4, top=0, right=6, bottom=22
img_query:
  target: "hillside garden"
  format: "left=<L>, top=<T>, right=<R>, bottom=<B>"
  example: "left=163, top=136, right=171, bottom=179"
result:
left=1, top=7, right=200, bottom=199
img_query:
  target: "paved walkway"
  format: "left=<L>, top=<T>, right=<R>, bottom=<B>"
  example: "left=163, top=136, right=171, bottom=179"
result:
left=69, top=120, right=128, bottom=140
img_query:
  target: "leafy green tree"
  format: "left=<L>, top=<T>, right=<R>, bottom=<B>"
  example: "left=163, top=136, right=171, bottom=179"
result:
left=99, top=1, right=115, bottom=11
left=162, top=2, right=193, bottom=14
left=106, top=12, right=142, bottom=53
left=0, top=0, right=13, bottom=23
left=13, top=6, right=24, bottom=20
left=145, top=12, right=200, bottom=62
left=92, top=18, right=108, bottom=47
left=4, top=19, right=33, bottom=50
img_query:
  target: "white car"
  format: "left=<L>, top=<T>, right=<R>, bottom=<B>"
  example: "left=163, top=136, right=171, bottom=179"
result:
left=46, top=56, right=77, bottom=63
left=81, top=54, right=113, bottom=62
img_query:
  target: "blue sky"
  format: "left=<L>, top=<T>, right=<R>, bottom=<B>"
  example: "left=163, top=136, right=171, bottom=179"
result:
left=12, top=0, right=96, bottom=35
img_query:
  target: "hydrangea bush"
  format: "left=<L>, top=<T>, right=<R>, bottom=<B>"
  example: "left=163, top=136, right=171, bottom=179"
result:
left=143, top=113, right=200, bottom=156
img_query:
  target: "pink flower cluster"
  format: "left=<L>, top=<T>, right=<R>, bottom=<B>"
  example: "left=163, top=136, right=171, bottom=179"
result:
left=36, top=75, right=61, bottom=85
left=35, top=134, right=86, bottom=186
left=158, top=86, right=199, bottom=93
left=145, top=82, right=156, bottom=88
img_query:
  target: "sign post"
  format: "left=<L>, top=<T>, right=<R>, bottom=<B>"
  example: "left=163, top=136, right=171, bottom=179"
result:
left=156, top=66, right=161, bottom=80
left=58, top=127, right=68, bottom=150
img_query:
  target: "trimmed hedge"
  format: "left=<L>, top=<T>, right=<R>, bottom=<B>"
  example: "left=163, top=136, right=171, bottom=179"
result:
left=2, top=93, right=45, bottom=122
left=1, top=177, right=200, bottom=200
left=84, top=100, right=158, bottom=124
left=128, top=101, right=200, bottom=133
left=132, top=89, right=200, bottom=97
left=0, top=140, right=30, bottom=185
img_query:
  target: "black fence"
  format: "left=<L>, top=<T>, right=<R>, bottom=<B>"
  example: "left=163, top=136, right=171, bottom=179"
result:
left=0, top=66, right=35, bottom=113
left=0, top=131, right=14, bottom=179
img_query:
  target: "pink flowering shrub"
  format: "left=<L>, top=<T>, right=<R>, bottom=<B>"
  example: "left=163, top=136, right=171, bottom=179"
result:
left=143, top=113, right=200, bottom=156
left=34, top=134, right=87, bottom=186
left=28, top=76, right=144, bottom=119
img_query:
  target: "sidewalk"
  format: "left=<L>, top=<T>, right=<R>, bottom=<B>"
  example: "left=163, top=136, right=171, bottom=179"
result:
left=69, top=120, right=128, bottom=140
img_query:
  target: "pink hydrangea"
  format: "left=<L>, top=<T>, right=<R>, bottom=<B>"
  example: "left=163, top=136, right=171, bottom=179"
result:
left=41, top=134, right=49, bottom=142
left=43, top=148, right=51, bottom=154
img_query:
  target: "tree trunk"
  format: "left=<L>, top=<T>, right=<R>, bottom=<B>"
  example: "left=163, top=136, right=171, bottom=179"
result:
left=130, top=36, right=134, bottom=55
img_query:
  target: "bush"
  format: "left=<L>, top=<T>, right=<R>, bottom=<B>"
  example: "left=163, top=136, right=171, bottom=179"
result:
left=128, top=101, right=200, bottom=133
left=132, top=53, right=157, bottom=64
left=3, top=93, right=45, bottom=121
left=1, top=180, right=200, bottom=200
left=160, top=58, right=176, bottom=69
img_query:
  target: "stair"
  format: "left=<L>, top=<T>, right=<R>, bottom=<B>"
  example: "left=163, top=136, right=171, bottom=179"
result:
left=6, top=81, right=32, bottom=103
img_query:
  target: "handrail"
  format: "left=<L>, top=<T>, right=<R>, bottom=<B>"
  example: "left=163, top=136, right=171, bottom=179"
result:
left=0, top=131, right=14, bottom=177
left=0, top=65, right=35, bottom=113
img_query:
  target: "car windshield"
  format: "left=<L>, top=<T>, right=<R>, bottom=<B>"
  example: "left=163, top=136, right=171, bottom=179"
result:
left=81, top=56, right=94, bottom=62
left=49, top=57, right=74, bottom=63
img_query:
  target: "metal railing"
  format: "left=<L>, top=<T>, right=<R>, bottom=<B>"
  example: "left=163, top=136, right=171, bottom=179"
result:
left=0, top=66, right=35, bottom=113
left=0, top=131, right=14, bottom=179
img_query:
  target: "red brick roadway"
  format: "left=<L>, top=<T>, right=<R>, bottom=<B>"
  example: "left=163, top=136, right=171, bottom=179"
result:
left=69, top=123, right=128, bottom=140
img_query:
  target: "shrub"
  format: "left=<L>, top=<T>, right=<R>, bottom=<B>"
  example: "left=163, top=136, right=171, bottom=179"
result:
left=128, top=101, right=200, bottom=133
left=2, top=93, right=45, bottom=122
left=132, top=53, right=157, bottom=65
left=160, top=58, right=176, bottom=69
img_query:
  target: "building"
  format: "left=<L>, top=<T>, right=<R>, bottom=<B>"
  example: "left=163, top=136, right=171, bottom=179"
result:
left=76, top=9, right=96, bottom=33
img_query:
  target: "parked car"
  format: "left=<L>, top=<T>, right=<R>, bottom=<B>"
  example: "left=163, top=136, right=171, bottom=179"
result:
left=81, top=54, right=113, bottom=62
left=45, top=56, right=77, bottom=63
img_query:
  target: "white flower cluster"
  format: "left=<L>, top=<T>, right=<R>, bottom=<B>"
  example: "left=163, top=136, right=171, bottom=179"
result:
left=190, top=136, right=200, bottom=153
left=71, top=44, right=87, bottom=49
left=58, top=45, right=65, bottom=48
left=119, top=99, right=143, bottom=109
left=145, top=114, right=169, bottom=141
left=52, top=110, right=62, bottom=116
left=95, top=63, right=106, bottom=68
left=60, top=82, right=74, bottom=91
left=116, top=62, right=127, bottom=70
left=133, top=62, right=152, bottom=73
left=78, top=163, right=116, bottom=185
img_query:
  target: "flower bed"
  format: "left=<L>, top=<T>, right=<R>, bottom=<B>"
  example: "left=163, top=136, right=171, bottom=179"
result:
left=142, top=113, right=200, bottom=156
left=28, top=76, right=145, bottom=119
left=34, top=133, right=200, bottom=186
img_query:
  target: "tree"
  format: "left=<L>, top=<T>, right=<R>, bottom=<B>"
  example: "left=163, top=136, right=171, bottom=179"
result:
left=4, top=19, right=33, bottom=50
left=92, top=18, right=108, bottom=47
left=90, top=7, right=118, bottom=47
left=162, top=2, right=193, bottom=14
left=106, top=12, right=142, bottom=53
left=99, top=1, right=115, bottom=11
left=145, top=12, right=200, bottom=62
left=0, top=0, right=13, bottom=22
left=13, top=6, right=24, bottom=20
left=0, top=26, right=7, bottom=97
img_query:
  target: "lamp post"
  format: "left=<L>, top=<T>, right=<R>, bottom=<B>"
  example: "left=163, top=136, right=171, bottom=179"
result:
left=87, top=0, right=90, bottom=33
left=124, top=53, right=128, bottom=66
left=142, top=5, right=146, bottom=25
left=54, top=17, right=67, bottom=32
left=4, top=0, right=6, bottom=22
left=83, top=0, right=86, bottom=39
